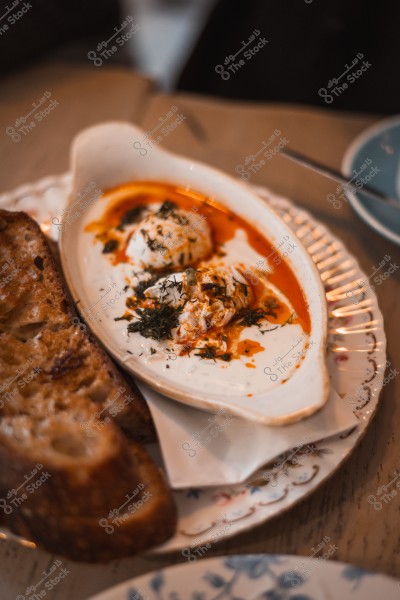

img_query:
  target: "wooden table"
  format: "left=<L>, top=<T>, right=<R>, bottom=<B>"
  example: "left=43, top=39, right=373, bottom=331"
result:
left=0, top=61, right=399, bottom=600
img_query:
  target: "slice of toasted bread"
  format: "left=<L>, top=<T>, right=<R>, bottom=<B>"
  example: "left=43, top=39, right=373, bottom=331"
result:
left=0, top=210, right=177, bottom=560
left=0, top=413, right=136, bottom=516
left=0, top=209, right=155, bottom=442
left=8, top=442, right=176, bottom=562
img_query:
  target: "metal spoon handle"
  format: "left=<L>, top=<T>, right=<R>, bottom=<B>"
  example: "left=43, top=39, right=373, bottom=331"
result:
left=280, top=147, right=400, bottom=211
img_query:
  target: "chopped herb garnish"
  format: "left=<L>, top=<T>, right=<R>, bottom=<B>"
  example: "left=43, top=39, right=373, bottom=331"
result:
left=132, top=270, right=172, bottom=300
left=181, top=343, right=192, bottom=356
left=156, top=200, right=177, bottom=218
left=195, top=345, right=218, bottom=362
left=127, top=304, right=182, bottom=340
left=150, top=347, right=157, bottom=355
left=233, top=276, right=249, bottom=297
left=281, top=312, right=296, bottom=327
left=116, top=205, right=146, bottom=231
left=159, top=276, right=184, bottom=299
left=133, top=279, right=157, bottom=301
left=142, top=232, right=167, bottom=253
left=149, top=238, right=167, bottom=252
left=237, top=308, right=266, bottom=327
left=201, top=282, right=227, bottom=299
left=156, top=200, right=190, bottom=226
left=102, top=239, right=119, bottom=254
left=114, top=314, right=133, bottom=322
left=264, top=297, right=280, bottom=319
left=260, top=325, right=279, bottom=334
left=195, top=345, right=232, bottom=362
left=237, top=299, right=281, bottom=328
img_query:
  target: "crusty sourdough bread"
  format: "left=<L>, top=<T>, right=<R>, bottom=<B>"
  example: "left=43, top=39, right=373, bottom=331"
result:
left=0, top=209, right=155, bottom=442
left=0, top=413, right=135, bottom=516
left=8, top=441, right=176, bottom=562
left=0, top=210, right=177, bottom=560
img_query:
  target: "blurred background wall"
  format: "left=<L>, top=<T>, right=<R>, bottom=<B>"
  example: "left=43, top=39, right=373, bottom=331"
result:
left=0, top=0, right=398, bottom=113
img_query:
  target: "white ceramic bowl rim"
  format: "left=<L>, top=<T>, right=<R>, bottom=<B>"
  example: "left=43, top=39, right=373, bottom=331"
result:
left=60, top=121, right=329, bottom=425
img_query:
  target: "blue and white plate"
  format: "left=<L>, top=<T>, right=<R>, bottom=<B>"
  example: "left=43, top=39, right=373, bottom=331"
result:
left=89, top=554, right=399, bottom=599
left=342, top=115, right=400, bottom=245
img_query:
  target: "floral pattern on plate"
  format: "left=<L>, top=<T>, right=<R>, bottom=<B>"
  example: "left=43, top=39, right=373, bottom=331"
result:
left=88, top=554, right=398, bottom=599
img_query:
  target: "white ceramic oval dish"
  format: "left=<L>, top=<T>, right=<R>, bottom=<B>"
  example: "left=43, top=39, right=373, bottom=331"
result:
left=60, top=122, right=329, bottom=425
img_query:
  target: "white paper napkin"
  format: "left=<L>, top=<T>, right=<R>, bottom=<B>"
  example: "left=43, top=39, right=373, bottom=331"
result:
left=138, top=383, right=358, bottom=489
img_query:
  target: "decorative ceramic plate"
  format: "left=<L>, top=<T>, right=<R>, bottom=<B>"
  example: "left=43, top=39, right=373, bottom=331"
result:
left=0, top=174, right=386, bottom=554
left=342, top=114, right=400, bottom=246
left=89, top=554, right=400, bottom=600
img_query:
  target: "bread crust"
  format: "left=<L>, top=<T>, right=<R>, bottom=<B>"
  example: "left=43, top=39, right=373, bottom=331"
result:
left=0, top=210, right=177, bottom=560
left=0, top=210, right=155, bottom=442
left=9, top=442, right=177, bottom=562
